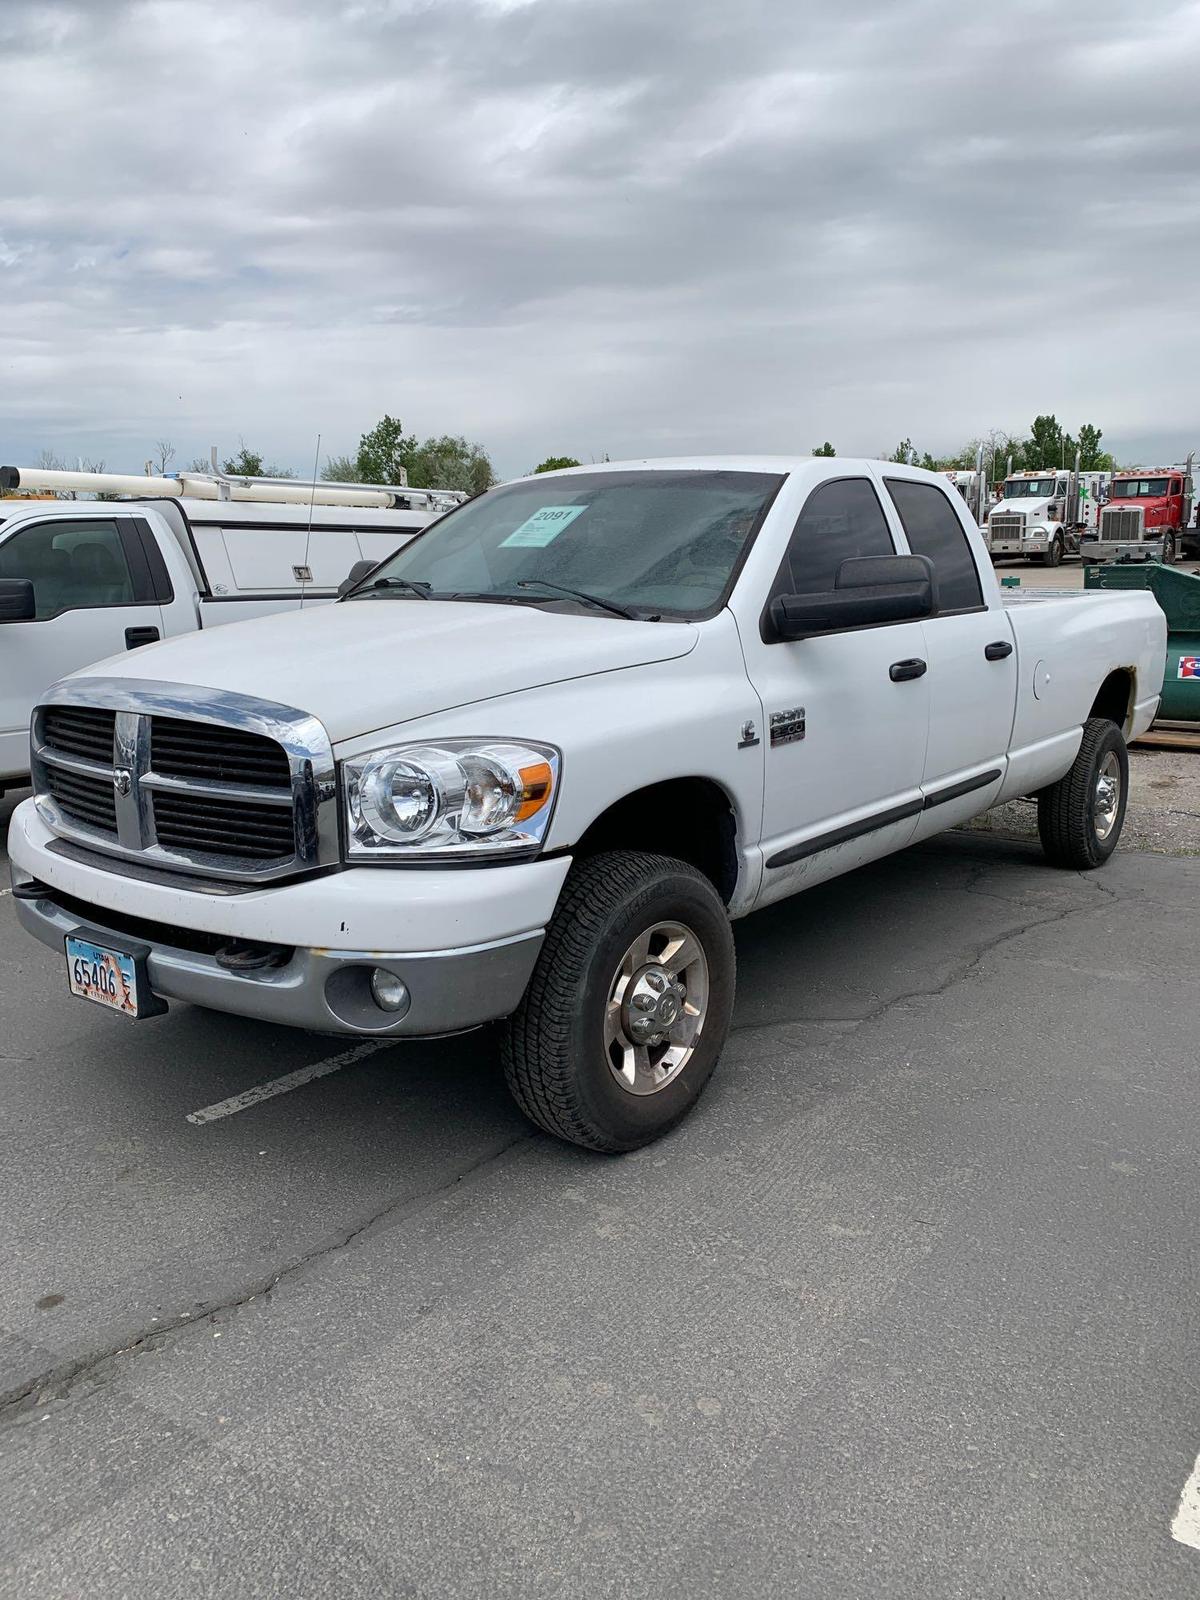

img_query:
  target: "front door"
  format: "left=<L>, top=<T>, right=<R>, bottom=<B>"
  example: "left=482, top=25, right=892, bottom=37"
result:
left=0, top=516, right=164, bottom=782
left=738, top=475, right=931, bottom=909
left=877, top=472, right=1014, bottom=841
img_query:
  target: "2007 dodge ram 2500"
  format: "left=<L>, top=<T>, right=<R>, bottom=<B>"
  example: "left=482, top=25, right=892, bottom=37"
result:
left=8, top=458, right=1166, bottom=1151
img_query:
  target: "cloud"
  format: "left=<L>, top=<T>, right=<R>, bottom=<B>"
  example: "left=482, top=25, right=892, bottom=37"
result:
left=0, top=0, right=1197, bottom=476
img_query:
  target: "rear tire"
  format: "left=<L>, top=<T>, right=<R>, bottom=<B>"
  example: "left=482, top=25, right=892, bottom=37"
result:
left=1037, top=717, right=1129, bottom=870
left=501, top=850, right=736, bottom=1152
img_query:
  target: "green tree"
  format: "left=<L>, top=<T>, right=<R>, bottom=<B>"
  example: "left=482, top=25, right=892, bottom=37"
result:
left=222, top=443, right=295, bottom=479
left=919, top=452, right=939, bottom=471
left=355, top=414, right=417, bottom=485
left=321, top=454, right=361, bottom=483
left=1025, top=414, right=1069, bottom=470
left=408, top=434, right=495, bottom=496
left=534, top=455, right=582, bottom=474
left=1076, top=423, right=1108, bottom=472
left=222, top=441, right=264, bottom=477
left=887, top=439, right=916, bottom=464
left=812, top=441, right=836, bottom=457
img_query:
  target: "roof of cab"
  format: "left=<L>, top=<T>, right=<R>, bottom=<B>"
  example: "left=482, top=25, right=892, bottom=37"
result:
left=513, top=455, right=951, bottom=484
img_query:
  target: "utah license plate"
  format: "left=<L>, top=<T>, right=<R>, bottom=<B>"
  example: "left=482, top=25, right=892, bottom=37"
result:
left=65, top=936, right=140, bottom=1018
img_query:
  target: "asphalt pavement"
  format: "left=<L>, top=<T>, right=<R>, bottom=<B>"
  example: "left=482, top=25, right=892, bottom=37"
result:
left=2, top=780, right=1200, bottom=1598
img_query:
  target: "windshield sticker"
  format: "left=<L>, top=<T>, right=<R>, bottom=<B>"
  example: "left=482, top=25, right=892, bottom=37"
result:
left=500, top=505, right=587, bottom=548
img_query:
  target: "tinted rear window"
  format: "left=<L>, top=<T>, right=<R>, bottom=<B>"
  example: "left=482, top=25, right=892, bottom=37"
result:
left=885, top=479, right=983, bottom=613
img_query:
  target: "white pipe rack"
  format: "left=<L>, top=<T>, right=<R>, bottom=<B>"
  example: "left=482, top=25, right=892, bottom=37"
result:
left=0, top=465, right=467, bottom=512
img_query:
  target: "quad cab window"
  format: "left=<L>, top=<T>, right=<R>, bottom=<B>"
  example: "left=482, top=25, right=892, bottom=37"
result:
left=885, top=479, right=984, bottom=613
left=773, top=477, right=896, bottom=598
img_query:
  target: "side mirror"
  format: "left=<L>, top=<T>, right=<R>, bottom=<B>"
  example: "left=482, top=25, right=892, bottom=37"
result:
left=768, top=554, right=936, bottom=642
left=338, top=559, right=379, bottom=598
left=0, top=578, right=35, bottom=622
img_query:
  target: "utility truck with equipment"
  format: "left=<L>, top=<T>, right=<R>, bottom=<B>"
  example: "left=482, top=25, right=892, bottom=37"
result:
left=8, top=457, right=1165, bottom=1152
left=0, top=464, right=463, bottom=790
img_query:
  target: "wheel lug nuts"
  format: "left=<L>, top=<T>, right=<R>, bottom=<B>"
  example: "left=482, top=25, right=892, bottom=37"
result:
left=646, top=972, right=665, bottom=992
left=634, top=993, right=655, bottom=1012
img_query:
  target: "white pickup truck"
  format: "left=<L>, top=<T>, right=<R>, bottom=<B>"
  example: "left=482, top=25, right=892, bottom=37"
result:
left=0, top=476, right=456, bottom=792
left=8, top=458, right=1165, bottom=1152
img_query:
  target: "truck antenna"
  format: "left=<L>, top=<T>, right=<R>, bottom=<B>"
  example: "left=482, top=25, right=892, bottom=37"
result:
left=299, top=433, right=321, bottom=611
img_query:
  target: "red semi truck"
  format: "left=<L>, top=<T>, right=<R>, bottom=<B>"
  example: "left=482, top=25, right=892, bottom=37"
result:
left=1088, top=456, right=1195, bottom=564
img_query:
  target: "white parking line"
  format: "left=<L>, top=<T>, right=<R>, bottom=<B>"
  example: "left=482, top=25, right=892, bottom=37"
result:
left=1172, top=1452, right=1200, bottom=1550
left=186, top=1040, right=394, bottom=1125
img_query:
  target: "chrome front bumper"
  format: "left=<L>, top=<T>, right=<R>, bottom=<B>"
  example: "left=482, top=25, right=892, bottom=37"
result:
left=11, top=875, right=544, bottom=1037
left=989, top=539, right=1048, bottom=555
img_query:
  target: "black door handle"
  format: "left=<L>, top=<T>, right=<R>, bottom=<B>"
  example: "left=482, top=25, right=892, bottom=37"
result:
left=984, top=640, right=1013, bottom=661
left=889, top=658, right=927, bottom=682
left=125, top=625, right=160, bottom=650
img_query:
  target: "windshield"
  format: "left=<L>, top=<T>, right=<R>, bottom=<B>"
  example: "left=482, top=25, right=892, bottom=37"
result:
left=348, top=469, right=785, bottom=619
left=1003, top=479, right=1058, bottom=499
left=1111, top=478, right=1170, bottom=498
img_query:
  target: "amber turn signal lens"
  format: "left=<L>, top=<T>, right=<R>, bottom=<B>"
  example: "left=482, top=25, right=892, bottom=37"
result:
left=515, top=760, right=553, bottom=822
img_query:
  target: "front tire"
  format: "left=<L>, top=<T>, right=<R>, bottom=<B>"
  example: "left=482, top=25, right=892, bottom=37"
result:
left=501, top=850, right=735, bottom=1152
left=1046, top=532, right=1064, bottom=567
left=1160, top=531, right=1175, bottom=565
left=1037, top=717, right=1129, bottom=870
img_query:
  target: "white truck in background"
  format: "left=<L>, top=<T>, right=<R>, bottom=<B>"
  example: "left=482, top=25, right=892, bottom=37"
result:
left=0, top=465, right=464, bottom=791
left=983, top=461, right=1110, bottom=566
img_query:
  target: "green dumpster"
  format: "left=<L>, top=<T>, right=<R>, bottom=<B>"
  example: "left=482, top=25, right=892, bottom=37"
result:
left=1083, top=562, right=1200, bottom=721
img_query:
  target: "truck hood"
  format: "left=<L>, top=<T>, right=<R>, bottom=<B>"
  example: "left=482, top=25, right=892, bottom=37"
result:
left=69, top=597, right=698, bottom=743
left=1106, top=498, right=1159, bottom=517
left=991, top=498, right=1051, bottom=518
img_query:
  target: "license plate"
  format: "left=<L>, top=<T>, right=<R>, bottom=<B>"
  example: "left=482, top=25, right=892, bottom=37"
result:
left=65, top=936, right=140, bottom=1017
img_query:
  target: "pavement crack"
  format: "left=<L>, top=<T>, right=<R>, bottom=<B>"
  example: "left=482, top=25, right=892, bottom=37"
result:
left=732, top=894, right=1091, bottom=1042
left=0, top=1130, right=533, bottom=1424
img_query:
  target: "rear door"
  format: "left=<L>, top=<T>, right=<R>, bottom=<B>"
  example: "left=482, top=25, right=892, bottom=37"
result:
left=0, top=516, right=163, bottom=781
left=878, top=474, right=1014, bottom=840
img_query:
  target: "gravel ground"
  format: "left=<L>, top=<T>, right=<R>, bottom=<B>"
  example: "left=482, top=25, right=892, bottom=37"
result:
left=962, top=745, right=1200, bottom=856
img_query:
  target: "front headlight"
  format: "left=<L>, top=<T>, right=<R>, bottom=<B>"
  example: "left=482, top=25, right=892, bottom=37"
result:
left=342, top=739, right=560, bottom=860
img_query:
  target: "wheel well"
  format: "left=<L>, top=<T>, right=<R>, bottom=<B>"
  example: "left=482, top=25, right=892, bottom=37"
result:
left=571, top=778, right=739, bottom=904
left=1090, top=668, right=1135, bottom=733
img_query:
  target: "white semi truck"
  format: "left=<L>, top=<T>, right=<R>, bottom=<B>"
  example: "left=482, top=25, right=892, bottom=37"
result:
left=982, top=461, right=1110, bottom=566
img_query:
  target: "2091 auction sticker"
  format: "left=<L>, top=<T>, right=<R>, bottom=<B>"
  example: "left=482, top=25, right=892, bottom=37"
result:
left=500, top=505, right=586, bottom=548
left=1178, top=656, right=1200, bottom=679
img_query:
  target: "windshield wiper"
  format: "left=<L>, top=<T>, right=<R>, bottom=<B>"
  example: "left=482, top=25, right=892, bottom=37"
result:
left=367, top=577, right=432, bottom=599
left=515, top=578, right=637, bottom=620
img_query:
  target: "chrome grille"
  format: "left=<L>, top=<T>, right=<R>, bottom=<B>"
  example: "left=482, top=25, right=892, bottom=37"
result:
left=32, top=680, right=337, bottom=883
left=44, top=763, right=117, bottom=834
left=989, top=513, right=1025, bottom=540
left=1100, top=506, right=1143, bottom=540
left=42, top=706, right=116, bottom=764
left=150, top=717, right=291, bottom=787
left=152, top=789, right=296, bottom=859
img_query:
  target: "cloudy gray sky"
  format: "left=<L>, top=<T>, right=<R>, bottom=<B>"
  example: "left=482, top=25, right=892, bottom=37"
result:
left=2, top=0, right=1198, bottom=478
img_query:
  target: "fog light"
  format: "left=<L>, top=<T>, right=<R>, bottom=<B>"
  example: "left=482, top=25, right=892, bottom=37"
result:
left=370, top=969, right=410, bottom=1015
